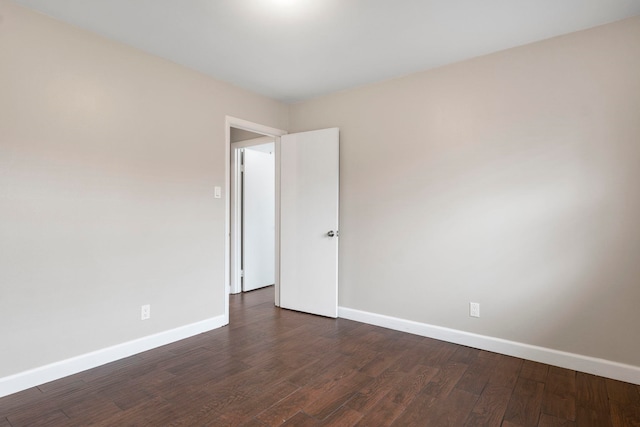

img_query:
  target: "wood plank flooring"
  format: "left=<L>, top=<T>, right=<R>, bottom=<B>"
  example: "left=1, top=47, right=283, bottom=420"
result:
left=2, top=286, right=640, bottom=426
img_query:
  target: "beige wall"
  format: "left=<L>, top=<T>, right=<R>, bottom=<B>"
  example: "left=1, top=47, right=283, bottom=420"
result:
left=0, top=0, right=288, bottom=377
left=290, top=17, right=640, bottom=366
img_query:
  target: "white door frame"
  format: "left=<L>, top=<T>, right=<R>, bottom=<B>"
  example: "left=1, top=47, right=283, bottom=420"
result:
left=225, top=116, right=287, bottom=322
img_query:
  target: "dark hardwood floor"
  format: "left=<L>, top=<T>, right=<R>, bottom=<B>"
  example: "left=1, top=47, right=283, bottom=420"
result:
left=2, top=286, right=640, bottom=426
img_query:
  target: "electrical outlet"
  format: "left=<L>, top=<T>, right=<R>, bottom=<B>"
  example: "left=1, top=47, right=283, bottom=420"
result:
left=469, top=302, right=480, bottom=318
left=141, top=304, right=151, bottom=320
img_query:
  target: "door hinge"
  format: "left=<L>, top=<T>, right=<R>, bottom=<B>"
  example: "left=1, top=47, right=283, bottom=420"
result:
left=240, top=270, right=244, bottom=278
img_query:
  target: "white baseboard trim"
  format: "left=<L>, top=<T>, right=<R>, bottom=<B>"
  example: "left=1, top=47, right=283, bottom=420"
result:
left=0, top=315, right=227, bottom=398
left=338, top=306, right=640, bottom=385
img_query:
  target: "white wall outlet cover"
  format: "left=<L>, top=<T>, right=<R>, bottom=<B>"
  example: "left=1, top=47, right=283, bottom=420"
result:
left=470, top=302, right=480, bottom=318
left=141, top=304, right=151, bottom=320
left=214, top=186, right=222, bottom=198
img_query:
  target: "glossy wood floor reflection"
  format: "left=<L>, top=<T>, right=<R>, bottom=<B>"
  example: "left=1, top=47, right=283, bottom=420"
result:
left=2, top=287, right=640, bottom=426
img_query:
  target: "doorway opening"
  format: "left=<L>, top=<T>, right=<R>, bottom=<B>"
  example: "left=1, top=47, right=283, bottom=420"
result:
left=224, top=117, right=287, bottom=324
left=232, top=132, right=275, bottom=293
left=224, top=117, right=340, bottom=324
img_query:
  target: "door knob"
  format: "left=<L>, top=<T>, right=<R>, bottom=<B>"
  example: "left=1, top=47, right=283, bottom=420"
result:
left=327, top=230, right=339, bottom=237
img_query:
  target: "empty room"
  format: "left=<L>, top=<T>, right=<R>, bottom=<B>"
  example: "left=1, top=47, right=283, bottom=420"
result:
left=1, top=0, right=640, bottom=425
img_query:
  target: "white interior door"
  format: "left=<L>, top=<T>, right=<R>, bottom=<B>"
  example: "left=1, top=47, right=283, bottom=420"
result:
left=243, top=145, right=275, bottom=292
left=279, top=128, right=339, bottom=318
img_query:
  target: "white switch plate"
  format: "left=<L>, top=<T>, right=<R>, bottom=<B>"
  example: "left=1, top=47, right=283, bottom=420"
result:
left=470, top=302, right=480, bottom=318
left=214, top=186, right=222, bottom=199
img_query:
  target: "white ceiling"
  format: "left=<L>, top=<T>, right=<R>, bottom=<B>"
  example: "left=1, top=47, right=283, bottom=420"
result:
left=12, top=0, right=640, bottom=103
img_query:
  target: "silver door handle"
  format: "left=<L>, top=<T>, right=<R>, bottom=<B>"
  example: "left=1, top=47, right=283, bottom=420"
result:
left=327, top=230, right=339, bottom=237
